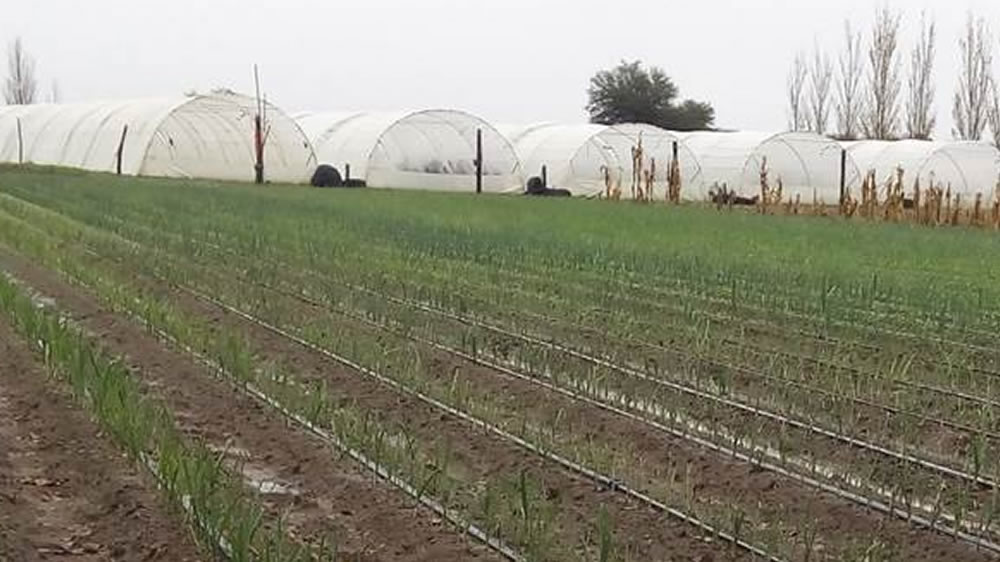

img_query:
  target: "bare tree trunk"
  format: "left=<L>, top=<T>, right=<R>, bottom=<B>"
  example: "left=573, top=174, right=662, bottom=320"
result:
left=4, top=38, right=37, bottom=105
left=836, top=21, right=865, bottom=140
left=989, top=78, right=1000, bottom=150
left=953, top=15, right=993, bottom=141
left=808, top=45, right=834, bottom=136
left=787, top=52, right=809, bottom=131
left=906, top=14, right=937, bottom=140
left=862, top=7, right=902, bottom=140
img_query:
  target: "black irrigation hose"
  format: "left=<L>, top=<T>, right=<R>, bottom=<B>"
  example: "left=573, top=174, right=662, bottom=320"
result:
left=242, top=272, right=1000, bottom=555
left=183, top=285, right=785, bottom=562
left=2, top=265, right=526, bottom=562
left=339, top=279, right=1000, bottom=492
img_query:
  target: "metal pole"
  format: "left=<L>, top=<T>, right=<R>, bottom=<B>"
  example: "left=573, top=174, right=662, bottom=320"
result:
left=16, top=118, right=23, bottom=164
left=116, top=124, right=129, bottom=175
left=541, top=165, right=548, bottom=188
left=839, top=148, right=847, bottom=213
left=475, top=128, right=483, bottom=194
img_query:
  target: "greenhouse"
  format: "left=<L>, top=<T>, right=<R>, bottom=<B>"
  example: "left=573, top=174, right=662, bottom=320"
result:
left=497, top=122, right=694, bottom=198
left=677, top=131, right=851, bottom=204
left=0, top=93, right=316, bottom=183
left=843, top=140, right=1000, bottom=199
left=293, top=110, right=523, bottom=193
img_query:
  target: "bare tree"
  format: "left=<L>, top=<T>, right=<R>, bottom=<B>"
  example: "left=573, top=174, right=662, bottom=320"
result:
left=953, top=15, right=994, bottom=140
left=989, top=78, right=1000, bottom=149
left=808, top=45, right=834, bottom=135
left=862, top=7, right=903, bottom=140
left=906, top=14, right=936, bottom=139
left=836, top=21, right=866, bottom=140
left=4, top=38, right=37, bottom=105
left=787, top=52, right=809, bottom=131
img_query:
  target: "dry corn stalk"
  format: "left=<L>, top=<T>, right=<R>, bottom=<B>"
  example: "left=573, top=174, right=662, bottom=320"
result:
left=793, top=193, right=801, bottom=215
left=757, top=158, right=782, bottom=213
left=882, top=166, right=905, bottom=222
left=842, top=187, right=859, bottom=218
left=951, top=193, right=961, bottom=226
left=912, top=177, right=921, bottom=222
left=630, top=135, right=644, bottom=200
left=973, top=193, right=983, bottom=226
left=666, top=153, right=682, bottom=204
left=643, top=157, right=657, bottom=202
left=860, top=170, right=878, bottom=218
left=992, top=190, right=1000, bottom=229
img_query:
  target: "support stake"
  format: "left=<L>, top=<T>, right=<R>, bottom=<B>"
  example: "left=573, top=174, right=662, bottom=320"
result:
left=115, top=125, right=129, bottom=175
left=475, top=128, right=483, bottom=194
left=16, top=117, right=23, bottom=165
left=541, top=165, right=548, bottom=188
left=839, top=148, right=847, bottom=213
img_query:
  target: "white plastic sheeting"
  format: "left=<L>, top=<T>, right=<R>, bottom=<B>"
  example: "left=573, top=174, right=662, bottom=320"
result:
left=843, top=140, right=1000, bottom=199
left=678, top=131, right=851, bottom=203
left=497, top=122, right=693, bottom=198
left=294, top=110, right=523, bottom=193
left=0, top=94, right=315, bottom=183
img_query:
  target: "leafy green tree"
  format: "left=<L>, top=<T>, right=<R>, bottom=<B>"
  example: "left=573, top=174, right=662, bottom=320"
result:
left=586, top=60, right=715, bottom=131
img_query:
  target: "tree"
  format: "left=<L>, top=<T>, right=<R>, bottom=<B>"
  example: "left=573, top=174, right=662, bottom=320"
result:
left=586, top=60, right=714, bottom=131
left=862, top=7, right=902, bottom=140
left=835, top=21, right=866, bottom=140
left=989, top=77, right=1000, bottom=150
left=953, top=15, right=993, bottom=141
left=787, top=52, right=809, bottom=131
left=807, top=46, right=834, bottom=135
left=4, top=38, right=37, bottom=105
left=906, top=14, right=936, bottom=139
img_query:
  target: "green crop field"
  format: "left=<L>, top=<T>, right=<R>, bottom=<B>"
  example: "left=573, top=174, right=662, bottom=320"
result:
left=1, top=164, right=1000, bottom=561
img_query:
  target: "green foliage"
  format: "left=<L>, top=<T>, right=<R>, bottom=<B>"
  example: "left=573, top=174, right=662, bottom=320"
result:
left=586, top=60, right=714, bottom=130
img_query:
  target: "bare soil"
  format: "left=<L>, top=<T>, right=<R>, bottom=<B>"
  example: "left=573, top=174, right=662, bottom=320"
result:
left=0, top=318, right=203, bottom=562
left=0, top=251, right=500, bottom=562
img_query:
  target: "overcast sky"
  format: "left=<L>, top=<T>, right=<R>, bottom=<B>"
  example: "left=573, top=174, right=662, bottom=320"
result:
left=5, top=0, right=1000, bottom=138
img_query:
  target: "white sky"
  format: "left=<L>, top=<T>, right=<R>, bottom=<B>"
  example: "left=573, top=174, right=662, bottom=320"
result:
left=5, top=0, right=1000, bottom=138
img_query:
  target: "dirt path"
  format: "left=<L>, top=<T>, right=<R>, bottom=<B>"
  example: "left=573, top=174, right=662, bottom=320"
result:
left=0, top=252, right=500, bottom=562
left=0, top=319, right=203, bottom=562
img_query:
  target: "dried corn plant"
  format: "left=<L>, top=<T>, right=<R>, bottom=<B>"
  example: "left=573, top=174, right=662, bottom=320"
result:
left=973, top=192, right=984, bottom=226
left=860, top=170, right=879, bottom=218
left=757, top=158, right=782, bottom=213
left=630, top=135, right=644, bottom=200
left=645, top=158, right=657, bottom=202
left=951, top=193, right=962, bottom=226
left=882, top=166, right=905, bottom=222
left=666, top=153, right=682, bottom=204
left=601, top=165, right=614, bottom=200
left=841, top=187, right=860, bottom=218
left=991, top=185, right=1000, bottom=229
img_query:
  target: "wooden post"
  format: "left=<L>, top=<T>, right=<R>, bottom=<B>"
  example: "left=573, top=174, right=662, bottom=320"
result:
left=672, top=140, right=679, bottom=164
left=253, top=64, right=265, bottom=184
left=115, top=124, right=129, bottom=175
left=15, top=117, right=23, bottom=164
left=345, top=163, right=351, bottom=183
left=253, top=114, right=264, bottom=184
left=541, top=165, right=548, bottom=188
left=475, top=128, right=483, bottom=194
left=839, top=148, right=847, bottom=213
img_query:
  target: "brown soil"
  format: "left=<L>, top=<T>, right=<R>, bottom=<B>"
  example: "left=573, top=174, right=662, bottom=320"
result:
left=0, top=318, right=203, bottom=562
left=0, top=255, right=749, bottom=559
left=161, top=258, right=996, bottom=561
left=0, top=251, right=500, bottom=562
